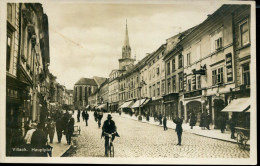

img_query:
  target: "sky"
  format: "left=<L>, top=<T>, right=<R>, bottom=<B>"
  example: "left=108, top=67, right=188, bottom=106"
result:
left=42, top=0, right=223, bottom=90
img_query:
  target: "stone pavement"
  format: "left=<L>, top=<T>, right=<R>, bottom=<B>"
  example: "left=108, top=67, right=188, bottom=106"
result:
left=111, top=112, right=250, bottom=146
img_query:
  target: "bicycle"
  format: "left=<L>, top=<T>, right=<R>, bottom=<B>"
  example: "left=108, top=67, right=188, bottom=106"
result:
left=104, top=133, right=115, bottom=157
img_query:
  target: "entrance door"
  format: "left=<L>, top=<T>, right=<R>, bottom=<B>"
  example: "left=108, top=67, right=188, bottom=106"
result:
left=186, top=101, right=202, bottom=123
left=213, top=99, right=226, bottom=129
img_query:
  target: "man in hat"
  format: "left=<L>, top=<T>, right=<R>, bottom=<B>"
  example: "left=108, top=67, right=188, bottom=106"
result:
left=173, top=116, right=184, bottom=146
left=101, top=114, right=119, bottom=157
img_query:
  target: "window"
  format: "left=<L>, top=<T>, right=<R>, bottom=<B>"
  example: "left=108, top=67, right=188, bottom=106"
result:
left=149, top=86, right=152, bottom=97
left=242, top=64, right=250, bottom=86
left=212, top=67, right=224, bottom=85
left=167, top=62, right=170, bottom=75
left=197, top=75, right=201, bottom=89
left=240, top=20, right=250, bottom=46
left=172, top=76, right=176, bottom=93
left=161, top=80, right=165, bottom=95
left=149, top=71, right=151, bottom=80
left=7, top=35, right=12, bottom=71
left=178, top=54, right=183, bottom=68
left=153, top=84, right=156, bottom=97
left=85, top=87, right=87, bottom=100
left=157, top=82, right=160, bottom=96
left=215, top=37, right=222, bottom=50
left=172, top=58, right=175, bottom=72
left=187, top=79, right=191, bottom=91
left=156, top=67, right=160, bottom=76
left=179, top=73, right=183, bottom=91
left=7, top=4, right=12, bottom=22
left=167, top=78, right=171, bottom=94
left=187, top=53, right=191, bottom=66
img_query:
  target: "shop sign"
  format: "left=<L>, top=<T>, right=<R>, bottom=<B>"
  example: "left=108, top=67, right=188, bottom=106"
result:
left=226, top=53, right=233, bottom=82
left=184, top=90, right=202, bottom=98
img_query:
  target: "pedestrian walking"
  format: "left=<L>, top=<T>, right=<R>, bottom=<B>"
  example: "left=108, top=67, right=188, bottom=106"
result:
left=66, top=117, right=75, bottom=145
left=84, top=111, right=89, bottom=126
left=173, top=116, right=183, bottom=146
left=82, top=110, right=86, bottom=121
left=163, top=116, right=167, bottom=130
left=199, top=112, right=207, bottom=130
left=206, top=112, right=211, bottom=130
left=189, top=111, right=197, bottom=129
left=77, top=109, right=81, bottom=122
left=146, top=113, right=150, bottom=121
left=228, top=115, right=236, bottom=139
left=56, top=116, right=63, bottom=143
left=218, top=115, right=227, bottom=133
left=46, top=118, right=55, bottom=143
left=94, top=110, right=98, bottom=122
left=158, top=113, right=162, bottom=125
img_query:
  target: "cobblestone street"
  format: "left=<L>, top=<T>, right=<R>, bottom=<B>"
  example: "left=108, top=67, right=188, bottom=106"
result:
left=63, top=112, right=250, bottom=158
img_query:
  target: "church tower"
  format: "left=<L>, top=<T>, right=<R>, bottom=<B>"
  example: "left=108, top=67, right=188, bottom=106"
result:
left=119, top=19, right=135, bottom=70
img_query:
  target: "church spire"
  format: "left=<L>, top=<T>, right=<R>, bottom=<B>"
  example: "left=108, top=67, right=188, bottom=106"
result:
left=124, top=19, right=130, bottom=47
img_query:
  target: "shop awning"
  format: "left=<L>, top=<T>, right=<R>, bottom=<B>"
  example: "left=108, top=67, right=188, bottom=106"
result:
left=131, top=99, right=146, bottom=108
left=141, top=98, right=150, bottom=107
left=86, top=105, right=90, bottom=108
left=221, top=98, right=250, bottom=112
left=97, top=103, right=107, bottom=110
left=120, top=101, right=134, bottom=108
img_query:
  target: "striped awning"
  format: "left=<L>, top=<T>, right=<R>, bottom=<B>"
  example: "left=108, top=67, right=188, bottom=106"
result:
left=120, top=101, right=134, bottom=108
left=131, top=99, right=146, bottom=108
left=221, top=98, right=250, bottom=112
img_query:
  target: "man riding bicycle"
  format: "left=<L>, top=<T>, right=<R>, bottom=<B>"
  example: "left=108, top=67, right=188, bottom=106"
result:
left=101, top=114, right=119, bottom=157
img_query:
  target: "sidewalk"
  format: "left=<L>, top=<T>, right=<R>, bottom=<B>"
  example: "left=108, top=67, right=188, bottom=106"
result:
left=47, top=130, right=71, bottom=157
left=112, top=112, right=250, bottom=146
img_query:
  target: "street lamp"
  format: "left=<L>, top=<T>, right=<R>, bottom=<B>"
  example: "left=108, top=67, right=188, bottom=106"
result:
left=138, top=80, right=146, bottom=121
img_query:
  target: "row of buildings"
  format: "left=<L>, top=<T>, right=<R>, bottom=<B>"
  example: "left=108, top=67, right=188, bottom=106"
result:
left=73, top=5, right=251, bottom=129
left=6, top=3, right=73, bottom=156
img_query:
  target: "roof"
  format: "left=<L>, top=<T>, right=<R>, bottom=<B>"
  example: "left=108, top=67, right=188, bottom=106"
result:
left=75, top=77, right=97, bottom=86
left=93, top=76, right=107, bottom=87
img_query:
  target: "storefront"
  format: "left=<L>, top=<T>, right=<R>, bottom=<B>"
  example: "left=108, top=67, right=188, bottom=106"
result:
left=162, top=93, right=178, bottom=120
left=109, top=102, right=119, bottom=113
left=131, top=98, right=147, bottom=116
left=97, top=103, right=108, bottom=112
left=144, top=98, right=163, bottom=118
left=119, top=100, right=135, bottom=114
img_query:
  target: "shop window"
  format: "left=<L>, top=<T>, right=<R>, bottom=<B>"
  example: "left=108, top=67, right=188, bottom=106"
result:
left=242, top=64, right=250, bottom=86
left=178, top=54, right=183, bottom=68
left=172, top=58, right=175, bottom=72
left=240, top=19, right=250, bottom=46
left=212, top=67, right=223, bottom=85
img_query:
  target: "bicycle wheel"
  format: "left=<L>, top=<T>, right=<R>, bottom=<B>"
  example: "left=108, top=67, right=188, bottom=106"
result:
left=236, top=132, right=244, bottom=149
left=109, top=144, right=114, bottom=157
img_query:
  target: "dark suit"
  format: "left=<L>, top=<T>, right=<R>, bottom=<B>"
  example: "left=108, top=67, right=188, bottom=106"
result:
left=102, top=119, right=117, bottom=155
left=173, top=118, right=183, bottom=145
left=56, top=118, right=63, bottom=143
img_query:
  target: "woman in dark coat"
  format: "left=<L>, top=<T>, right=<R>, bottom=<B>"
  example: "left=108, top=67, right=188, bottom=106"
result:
left=66, top=117, right=75, bottom=145
left=199, top=112, right=207, bottom=130
left=189, top=111, right=197, bottom=129
left=218, top=115, right=226, bottom=133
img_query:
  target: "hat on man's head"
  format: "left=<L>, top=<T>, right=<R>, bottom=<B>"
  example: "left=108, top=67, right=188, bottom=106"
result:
left=107, top=114, right=112, bottom=119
